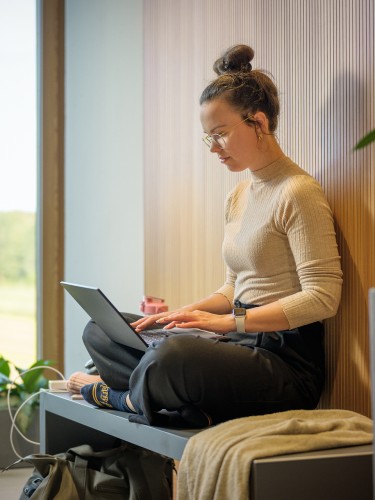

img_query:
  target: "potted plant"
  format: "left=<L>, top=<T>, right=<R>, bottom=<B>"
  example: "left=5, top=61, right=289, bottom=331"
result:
left=0, top=355, right=55, bottom=467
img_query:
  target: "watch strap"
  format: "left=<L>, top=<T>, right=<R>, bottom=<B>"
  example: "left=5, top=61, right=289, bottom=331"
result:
left=232, top=307, right=247, bottom=333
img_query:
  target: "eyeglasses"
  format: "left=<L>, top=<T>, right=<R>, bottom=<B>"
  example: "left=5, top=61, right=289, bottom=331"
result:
left=202, top=116, right=254, bottom=148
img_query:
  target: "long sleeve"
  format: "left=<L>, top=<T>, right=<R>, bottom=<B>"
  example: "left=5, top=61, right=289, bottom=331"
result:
left=215, top=156, right=343, bottom=328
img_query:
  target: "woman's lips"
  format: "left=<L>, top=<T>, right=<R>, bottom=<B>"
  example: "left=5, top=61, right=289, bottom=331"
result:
left=218, top=155, right=230, bottom=163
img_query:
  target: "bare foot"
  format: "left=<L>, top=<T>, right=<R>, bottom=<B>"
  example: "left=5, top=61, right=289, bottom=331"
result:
left=126, top=393, right=136, bottom=412
left=67, top=371, right=103, bottom=394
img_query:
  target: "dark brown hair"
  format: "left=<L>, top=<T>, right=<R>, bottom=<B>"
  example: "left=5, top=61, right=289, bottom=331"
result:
left=200, top=45, right=280, bottom=132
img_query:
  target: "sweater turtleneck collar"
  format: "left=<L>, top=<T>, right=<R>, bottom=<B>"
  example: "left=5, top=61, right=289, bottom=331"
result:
left=248, top=155, right=291, bottom=182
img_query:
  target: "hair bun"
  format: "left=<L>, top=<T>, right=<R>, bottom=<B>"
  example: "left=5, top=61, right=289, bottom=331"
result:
left=213, top=44, right=255, bottom=75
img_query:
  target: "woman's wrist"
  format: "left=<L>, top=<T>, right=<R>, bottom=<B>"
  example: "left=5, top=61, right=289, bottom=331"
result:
left=225, top=313, right=237, bottom=333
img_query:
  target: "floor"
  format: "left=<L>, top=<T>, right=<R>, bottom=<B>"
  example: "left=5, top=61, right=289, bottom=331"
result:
left=0, top=467, right=32, bottom=499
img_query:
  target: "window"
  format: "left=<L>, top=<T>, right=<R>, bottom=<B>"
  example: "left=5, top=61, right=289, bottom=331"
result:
left=0, top=0, right=37, bottom=369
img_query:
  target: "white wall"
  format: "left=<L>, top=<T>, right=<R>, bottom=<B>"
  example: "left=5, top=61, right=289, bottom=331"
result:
left=64, top=0, right=144, bottom=374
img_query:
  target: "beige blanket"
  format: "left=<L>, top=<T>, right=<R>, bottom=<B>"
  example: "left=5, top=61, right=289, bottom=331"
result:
left=177, top=409, right=373, bottom=500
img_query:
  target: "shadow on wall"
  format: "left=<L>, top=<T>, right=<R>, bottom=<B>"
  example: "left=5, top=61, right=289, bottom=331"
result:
left=318, top=70, right=374, bottom=415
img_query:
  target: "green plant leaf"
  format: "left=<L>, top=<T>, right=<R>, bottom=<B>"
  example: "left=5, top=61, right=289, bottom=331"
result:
left=0, top=375, right=12, bottom=396
left=0, top=356, right=11, bottom=377
left=0, top=358, right=13, bottom=395
left=19, top=359, right=55, bottom=394
left=354, top=129, right=375, bottom=149
left=0, top=377, right=22, bottom=398
left=0, top=373, right=11, bottom=385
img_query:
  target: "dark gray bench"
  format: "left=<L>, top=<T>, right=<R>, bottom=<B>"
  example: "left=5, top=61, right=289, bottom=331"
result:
left=39, top=391, right=199, bottom=460
left=40, top=391, right=373, bottom=500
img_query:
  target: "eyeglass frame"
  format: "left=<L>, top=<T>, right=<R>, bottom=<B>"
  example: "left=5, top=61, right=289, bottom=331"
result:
left=202, top=115, right=258, bottom=148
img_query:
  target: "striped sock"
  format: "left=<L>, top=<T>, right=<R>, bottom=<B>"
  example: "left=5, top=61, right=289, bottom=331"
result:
left=80, top=382, right=135, bottom=413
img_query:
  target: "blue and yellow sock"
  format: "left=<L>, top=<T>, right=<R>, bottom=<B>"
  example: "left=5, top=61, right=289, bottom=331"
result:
left=80, top=382, right=135, bottom=413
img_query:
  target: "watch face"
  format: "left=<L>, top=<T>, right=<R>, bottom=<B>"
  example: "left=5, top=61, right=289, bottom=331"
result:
left=233, top=307, right=246, bottom=316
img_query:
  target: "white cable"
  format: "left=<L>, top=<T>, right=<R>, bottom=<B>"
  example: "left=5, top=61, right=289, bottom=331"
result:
left=7, top=365, right=65, bottom=460
left=10, top=391, right=42, bottom=448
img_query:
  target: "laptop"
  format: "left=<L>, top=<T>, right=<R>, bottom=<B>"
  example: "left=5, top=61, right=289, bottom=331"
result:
left=61, top=281, right=228, bottom=352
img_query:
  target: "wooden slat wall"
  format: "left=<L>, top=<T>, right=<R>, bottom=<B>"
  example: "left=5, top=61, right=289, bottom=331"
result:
left=143, top=0, right=375, bottom=416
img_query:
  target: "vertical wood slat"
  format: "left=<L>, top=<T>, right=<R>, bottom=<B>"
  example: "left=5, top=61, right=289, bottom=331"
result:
left=39, top=0, right=65, bottom=370
left=143, top=0, right=374, bottom=417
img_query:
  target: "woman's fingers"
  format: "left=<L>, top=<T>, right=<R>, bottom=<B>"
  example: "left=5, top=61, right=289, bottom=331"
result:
left=131, top=310, right=180, bottom=331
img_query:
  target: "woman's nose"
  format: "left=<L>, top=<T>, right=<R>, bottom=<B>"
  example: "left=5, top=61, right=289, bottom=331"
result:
left=210, top=141, right=222, bottom=153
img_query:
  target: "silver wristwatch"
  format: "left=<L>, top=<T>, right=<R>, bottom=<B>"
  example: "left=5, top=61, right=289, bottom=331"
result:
left=232, top=307, right=247, bottom=333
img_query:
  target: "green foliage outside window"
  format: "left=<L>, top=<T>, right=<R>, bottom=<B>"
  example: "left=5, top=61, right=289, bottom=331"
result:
left=0, top=211, right=35, bottom=285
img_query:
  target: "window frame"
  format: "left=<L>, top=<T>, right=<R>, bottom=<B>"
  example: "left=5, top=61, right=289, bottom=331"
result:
left=37, top=0, right=65, bottom=370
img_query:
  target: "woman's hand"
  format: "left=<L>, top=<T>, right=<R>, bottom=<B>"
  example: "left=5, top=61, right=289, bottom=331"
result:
left=131, top=309, right=186, bottom=332
left=155, top=310, right=236, bottom=335
left=131, top=293, right=234, bottom=332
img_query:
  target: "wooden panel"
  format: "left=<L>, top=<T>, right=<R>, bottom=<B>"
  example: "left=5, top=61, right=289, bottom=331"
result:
left=38, top=0, right=65, bottom=370
left=143, top=0, right=374, bottom=416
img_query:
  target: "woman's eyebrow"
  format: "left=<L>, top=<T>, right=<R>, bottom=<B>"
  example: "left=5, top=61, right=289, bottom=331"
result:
left=204, top=124, right=226, bottom=134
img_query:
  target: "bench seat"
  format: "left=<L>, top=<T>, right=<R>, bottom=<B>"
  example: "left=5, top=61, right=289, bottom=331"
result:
left=39, top=391, right=202, bottom=460
left=40, top=391, right=373, bottom=500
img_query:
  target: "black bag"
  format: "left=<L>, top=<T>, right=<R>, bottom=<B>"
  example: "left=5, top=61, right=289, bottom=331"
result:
left=16, top=442, right=174, bottom=499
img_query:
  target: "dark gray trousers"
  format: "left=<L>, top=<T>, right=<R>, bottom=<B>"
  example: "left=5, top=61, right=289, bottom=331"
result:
left=82, top=311, right=325, bottom=426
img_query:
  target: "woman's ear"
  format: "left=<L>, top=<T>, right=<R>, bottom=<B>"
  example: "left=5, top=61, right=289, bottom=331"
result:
left=250, top=111, right=270, bottom=134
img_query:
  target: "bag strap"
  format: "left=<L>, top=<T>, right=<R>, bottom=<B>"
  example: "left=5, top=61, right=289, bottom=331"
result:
left=68, top=443, right=128, bottom=459
left=72, top=454, right=88, bottom=499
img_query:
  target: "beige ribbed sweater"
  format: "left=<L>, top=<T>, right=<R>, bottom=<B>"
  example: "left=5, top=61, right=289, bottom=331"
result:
left=215, top=156, right=343, bottom=328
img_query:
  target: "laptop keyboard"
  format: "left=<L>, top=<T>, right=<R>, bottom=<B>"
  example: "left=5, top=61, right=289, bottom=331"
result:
left=140, top=329, right=169, bottom=345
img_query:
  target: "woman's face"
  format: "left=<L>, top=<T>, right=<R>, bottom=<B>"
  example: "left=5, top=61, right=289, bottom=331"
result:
left=200, top=98, right=261, bottom=172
